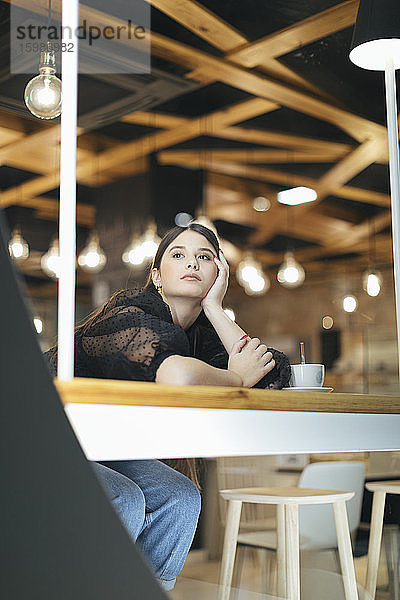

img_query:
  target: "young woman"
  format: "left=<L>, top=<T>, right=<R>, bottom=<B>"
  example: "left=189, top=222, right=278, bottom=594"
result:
left=44, top=223, right=290, bottom=591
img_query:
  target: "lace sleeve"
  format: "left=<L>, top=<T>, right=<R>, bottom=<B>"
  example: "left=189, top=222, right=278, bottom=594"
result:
left=79, top=304, right=189, bottom=381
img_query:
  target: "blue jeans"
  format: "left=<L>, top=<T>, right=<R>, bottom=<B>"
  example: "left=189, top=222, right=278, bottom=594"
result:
left=90, top=459, right=201, bottom=591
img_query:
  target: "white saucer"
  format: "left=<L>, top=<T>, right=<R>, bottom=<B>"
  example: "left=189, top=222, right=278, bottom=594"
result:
left=282, top=386, right=334, bottom=393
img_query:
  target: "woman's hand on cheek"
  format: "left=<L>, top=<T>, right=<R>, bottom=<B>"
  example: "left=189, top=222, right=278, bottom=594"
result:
left=201, top=250, right=229, bottom=310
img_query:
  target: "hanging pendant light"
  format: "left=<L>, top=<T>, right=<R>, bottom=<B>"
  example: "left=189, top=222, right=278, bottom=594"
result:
left=277, top=251, right=305, bottom=288
left=236, top=253, right=261, bottom=287
left=236, top=253, right=270, bottom=295
left=41, top=238, right=61, bottom=279
left=78, top=232, right=107, bottom=273
left=122, top=234, right=146, bottom=267
left=363, top=270, right=383, bottom=297
left=244, top=272, right=269, bottom=296
left=24, top=41, right=62, bottom=120
left=8, top=226, right=29, bottom=261
left=140, top=222, right=161, bottom=260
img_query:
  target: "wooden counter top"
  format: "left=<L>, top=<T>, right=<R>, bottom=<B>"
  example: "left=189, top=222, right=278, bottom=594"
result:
left=56, top=377, right=400, bottom=414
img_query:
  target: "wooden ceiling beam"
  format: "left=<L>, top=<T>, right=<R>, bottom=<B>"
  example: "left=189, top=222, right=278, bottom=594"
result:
left=158, top=147, right=349, bottom=164
left=226, top=1, right=359, bottom=67
left=8, top=0, right=384, bottom=143
left=0, top=127, right=24, bottom=147
left=205, top=171, right=357, bottom=249
left=0, top=125, right=62, bottom=164
left=1, top=98, right=276, bottom=207
left=122, top=112, right=189, bottom=129
left=123, top=110, right=355, bottom=156
left=290, top=211, right=391, bottom=263
left=158, top=155, right=390, bottom=207
left=218, top=126, right=355, bottom=154
left=148, top=0, right=247, bottom=52
left=150, top=0, right=334, bottom=99
left=314, top=137, right=387, bottom=201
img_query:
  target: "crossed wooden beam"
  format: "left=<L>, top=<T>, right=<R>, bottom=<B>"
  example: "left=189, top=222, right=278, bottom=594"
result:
left=0, top=0, right=392, bottom=265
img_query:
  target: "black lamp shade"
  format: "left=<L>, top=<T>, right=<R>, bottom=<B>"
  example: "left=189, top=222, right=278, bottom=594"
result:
left=350, top=0, right=400, bottom=70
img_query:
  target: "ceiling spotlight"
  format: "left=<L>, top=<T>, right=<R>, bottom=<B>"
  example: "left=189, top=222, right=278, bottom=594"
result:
left=24, top=42, right=62, bottom=120
left=175, top=212, right=193, bottom=227
left=277, top=251, right=305, bottom=288
left=342, top=295, right=358, bottom=313
left=8, top=226, right=29, bottom=261
left=322, top=315, right=334, bottom=329
left=78, top=232, right=107, bottom=273
left=363, top=270, right=382, bottom=297
left=253, top=196, right=271, bottom=212
left=277, top=186, right=317, bottom=206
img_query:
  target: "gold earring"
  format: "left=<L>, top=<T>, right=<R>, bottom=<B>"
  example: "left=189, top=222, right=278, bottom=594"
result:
left=155, top=283, right=162, bottom=294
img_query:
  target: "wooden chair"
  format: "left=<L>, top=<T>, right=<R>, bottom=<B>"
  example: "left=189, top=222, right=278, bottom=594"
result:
left=218, top=479, right=360, bottom=600
left=365, top=481, right=400, bottom=600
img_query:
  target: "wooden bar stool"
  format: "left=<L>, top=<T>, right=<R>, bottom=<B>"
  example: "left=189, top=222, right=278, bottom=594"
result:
left=218, top=487, right=358, bottom=600
left=365, top=481, right=400, bottom=600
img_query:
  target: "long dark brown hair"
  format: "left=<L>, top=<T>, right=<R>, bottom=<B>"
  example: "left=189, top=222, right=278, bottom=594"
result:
left=145, top=223, right=220, bottom=490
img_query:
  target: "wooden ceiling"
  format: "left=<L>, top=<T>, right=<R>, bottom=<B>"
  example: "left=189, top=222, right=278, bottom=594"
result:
left=0, top=0, right=396, bottom=287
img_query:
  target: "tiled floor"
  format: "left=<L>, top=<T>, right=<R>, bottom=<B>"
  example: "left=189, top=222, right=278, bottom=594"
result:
left=169, top=549, right=393, bottom=599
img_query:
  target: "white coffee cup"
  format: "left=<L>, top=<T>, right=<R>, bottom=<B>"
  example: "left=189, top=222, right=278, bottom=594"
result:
left=290, top=364, right=325, bottom=388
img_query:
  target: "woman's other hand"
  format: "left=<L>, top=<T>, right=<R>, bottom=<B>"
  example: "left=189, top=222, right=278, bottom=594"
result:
left=201, top=249, right=229, bottom=310
left=228, top=337, right=276, bottom=388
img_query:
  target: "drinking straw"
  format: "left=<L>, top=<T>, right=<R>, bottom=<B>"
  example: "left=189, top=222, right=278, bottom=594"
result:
left=300, top=341, right=306, bottom=364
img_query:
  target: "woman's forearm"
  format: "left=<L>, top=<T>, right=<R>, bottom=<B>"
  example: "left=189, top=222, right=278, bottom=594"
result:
left=155, top=355, right=242, bottom=387
left=203, top=304, right=247, bottom=354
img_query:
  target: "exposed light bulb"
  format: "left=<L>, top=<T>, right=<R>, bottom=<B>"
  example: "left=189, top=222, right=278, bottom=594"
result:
left=277, top=251, right=305, bottom=288
left=241, top=264, right=260, bottom=283
left=122, top=235, right=145, bottom=267
left=24, top=43, right=61, bottom=119
left=41, top=238, right=61, bottom=279
left=245, top=273, right=268, bottom=294
left=140, top=222, right=161, bottom=259
left=363, top=270, right=382, bottom=297
left=223, top=308, right=236, bottom=321
left=8, top=226, right=29, bottom=261
left=343, top=295, right=357, bottom=313
left=78, top=233, right=107, bottom=273
left=236, top=254, right=261, bottom=286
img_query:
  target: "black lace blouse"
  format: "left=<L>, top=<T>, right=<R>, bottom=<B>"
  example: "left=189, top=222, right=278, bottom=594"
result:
left=44, top=287, right=290, bottom=389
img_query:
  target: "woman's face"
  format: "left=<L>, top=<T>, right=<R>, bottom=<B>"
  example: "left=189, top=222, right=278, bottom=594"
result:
left=153, top=230, right=218, bottom=300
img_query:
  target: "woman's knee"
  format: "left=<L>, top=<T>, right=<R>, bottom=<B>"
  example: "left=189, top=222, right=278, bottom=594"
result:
left=170, top=474, right=202, bottom=519
left=91, top=462, right=146, bottom=540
